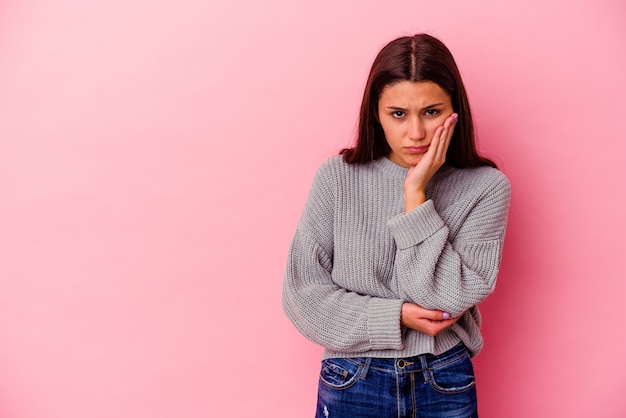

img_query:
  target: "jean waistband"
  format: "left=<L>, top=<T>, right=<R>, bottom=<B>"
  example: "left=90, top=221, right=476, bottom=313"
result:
left=358, top=342, right=470, bottom=375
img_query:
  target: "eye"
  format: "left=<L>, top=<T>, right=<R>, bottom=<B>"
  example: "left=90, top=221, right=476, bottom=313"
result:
left=424, top=108, right=440, bottom=116
left=392, top=110, right=405, bottom=118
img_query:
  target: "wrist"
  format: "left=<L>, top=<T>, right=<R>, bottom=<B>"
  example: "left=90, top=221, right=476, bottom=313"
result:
left=400, top=303, right=410, bottom=328
left=404, top=190, right=426, bottom=212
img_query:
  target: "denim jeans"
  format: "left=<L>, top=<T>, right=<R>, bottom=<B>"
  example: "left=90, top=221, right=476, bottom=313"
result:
left=316, top=342, right=477, bottom=418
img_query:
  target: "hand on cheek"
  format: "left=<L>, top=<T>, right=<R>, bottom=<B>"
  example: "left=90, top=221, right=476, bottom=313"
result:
left=403, top=113, right=458, bottom=212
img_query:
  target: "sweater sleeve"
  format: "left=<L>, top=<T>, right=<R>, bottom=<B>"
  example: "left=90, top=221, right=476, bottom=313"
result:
left=282, top=161, right=404, bottom=353
left=387, top=172, right=511, bottom=317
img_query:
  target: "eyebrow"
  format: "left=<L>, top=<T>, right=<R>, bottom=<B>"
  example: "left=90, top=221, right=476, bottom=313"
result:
left=385, top=103, right=446, bottom=111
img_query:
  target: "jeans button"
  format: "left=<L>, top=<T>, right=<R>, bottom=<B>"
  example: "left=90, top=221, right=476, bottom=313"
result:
left=397, top=359, right=414, bottom=369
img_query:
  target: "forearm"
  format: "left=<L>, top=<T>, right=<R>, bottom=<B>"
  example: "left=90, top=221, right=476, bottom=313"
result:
left=283, top=230, right=405, bottom=352
left=404, top=189, right=427, bottom=213
left=389, top=197, right=508, bottom=316
left=394, top=236, right=502, bottom=316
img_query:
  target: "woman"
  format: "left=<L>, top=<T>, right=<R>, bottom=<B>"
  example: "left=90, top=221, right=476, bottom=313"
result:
left=283, top=33, right=510, bottom=418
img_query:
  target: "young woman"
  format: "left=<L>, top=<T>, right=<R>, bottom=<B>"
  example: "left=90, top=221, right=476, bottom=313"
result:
left=283, top=33, right=511, bottom=418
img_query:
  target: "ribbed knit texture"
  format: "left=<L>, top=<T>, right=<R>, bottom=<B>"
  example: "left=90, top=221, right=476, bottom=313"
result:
left=283, top=156, right=511, bottom=360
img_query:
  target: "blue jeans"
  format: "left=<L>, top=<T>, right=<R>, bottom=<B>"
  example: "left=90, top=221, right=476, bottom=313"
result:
left=316, top=342, right=477, bottom=418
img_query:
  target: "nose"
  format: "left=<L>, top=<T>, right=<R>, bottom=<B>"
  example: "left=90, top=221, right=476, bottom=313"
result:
left=408, top=117, right=425, bottom=141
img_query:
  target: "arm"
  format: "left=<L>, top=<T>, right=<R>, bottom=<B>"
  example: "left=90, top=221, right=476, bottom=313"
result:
left=283, top=229, right=404, bottom=352
left=282, top=161, right=404, bottom=352
left=283, top=230, right=459, bottom=349
left=389, top=174, right=511, bottom=317
left=282, top=160, right=460, bottom=352
left=391, top=114, right=511, bottom=316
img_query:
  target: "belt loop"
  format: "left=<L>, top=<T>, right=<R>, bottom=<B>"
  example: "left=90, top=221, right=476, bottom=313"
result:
left=359, top=357, right=372, bottom=380
left=418, top=354, right=430, bottom=383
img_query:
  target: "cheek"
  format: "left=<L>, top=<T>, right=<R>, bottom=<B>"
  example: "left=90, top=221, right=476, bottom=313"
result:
left=382, top=126, right=402, bottom=145
left=379, top=120, right=396, bottom=139
left=425, top=120, right=442, bottom=137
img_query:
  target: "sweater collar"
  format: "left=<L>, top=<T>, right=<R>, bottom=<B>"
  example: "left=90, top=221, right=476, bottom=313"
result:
left=373, top=157, right=453, bottom=180
left=373, top=157, right=408, bottom=179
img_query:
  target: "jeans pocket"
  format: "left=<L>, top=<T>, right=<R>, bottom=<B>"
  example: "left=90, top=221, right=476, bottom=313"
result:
left=319, top=358, right=364, bottom=390
left=428, top=353, right=476, bottom=394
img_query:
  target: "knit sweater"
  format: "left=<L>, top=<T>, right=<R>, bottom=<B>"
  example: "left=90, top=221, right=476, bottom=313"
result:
left=283, top=155, right=511, bottom=360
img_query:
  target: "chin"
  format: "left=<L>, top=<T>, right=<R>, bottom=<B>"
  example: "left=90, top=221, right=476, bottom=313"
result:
left=404, top=156, right=425, bottom=167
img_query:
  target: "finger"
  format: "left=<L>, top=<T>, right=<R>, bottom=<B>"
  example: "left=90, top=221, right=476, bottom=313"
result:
left=436, top=114, right=458, bottom=159
left=420, top=308, right=452, bottom=321
left=434, top=125, right=448, bottom=161
left=445, top=113, right=458, bottom=140
left=437, top=126, right=450, bottom=158
left=420, top=318, right=456, bottom=336
left=444, top=114, right=458, bottom=143
left=433, top=126, right=445, bottom=151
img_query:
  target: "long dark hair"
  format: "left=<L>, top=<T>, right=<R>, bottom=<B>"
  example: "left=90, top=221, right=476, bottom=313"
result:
left=341, top=33, right=496, bottom=169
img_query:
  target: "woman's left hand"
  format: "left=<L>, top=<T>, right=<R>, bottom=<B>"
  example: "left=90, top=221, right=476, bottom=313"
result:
left=404, top=113, right=458, bottom=212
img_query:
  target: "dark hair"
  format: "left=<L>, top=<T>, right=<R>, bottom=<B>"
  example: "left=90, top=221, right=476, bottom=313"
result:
left=341, top=33, right=496, bottom=169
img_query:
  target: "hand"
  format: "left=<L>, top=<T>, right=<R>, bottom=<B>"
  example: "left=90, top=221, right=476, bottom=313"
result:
left=400, top=302, right=462, bottom=337
left=404, top=113, right=458, bottom=212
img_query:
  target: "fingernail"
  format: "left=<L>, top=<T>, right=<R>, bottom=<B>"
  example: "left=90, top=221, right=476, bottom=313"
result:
left=452, top=114, right=459, bottom=122
left=443, top=312, right=451, bottom=319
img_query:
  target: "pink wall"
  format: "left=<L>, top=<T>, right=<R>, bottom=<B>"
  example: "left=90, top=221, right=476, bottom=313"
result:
left=1, top=0, right=625, bottom=417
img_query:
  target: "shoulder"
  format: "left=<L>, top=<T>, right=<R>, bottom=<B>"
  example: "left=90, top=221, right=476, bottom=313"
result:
left=316, top=155, right=347, bottom=174
left=305, top=156, right=346, bottom=202
left=311, top=156, right=343, bottom=189
left=435, top=165, right=511, bottom=206
left=313, top=155, right=373, bottom=186
left=315, top=155, right=361, bottom=176
left=447, top=165, right=509, bottom=191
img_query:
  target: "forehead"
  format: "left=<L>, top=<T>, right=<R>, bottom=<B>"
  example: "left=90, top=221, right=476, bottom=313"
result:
left=379, top=81, right=451, bottom=105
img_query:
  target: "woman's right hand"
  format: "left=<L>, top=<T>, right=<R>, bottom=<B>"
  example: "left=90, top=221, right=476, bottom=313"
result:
left=400, top=302, right=462, bottom=336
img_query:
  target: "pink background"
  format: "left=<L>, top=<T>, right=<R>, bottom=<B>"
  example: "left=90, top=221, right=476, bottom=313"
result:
left=1, top=0, right=625, bottom=417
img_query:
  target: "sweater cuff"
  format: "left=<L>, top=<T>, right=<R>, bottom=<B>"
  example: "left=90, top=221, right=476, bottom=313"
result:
left=367, top=298, right=404, bottom=350
left=388, top=200, right=445, bottom=249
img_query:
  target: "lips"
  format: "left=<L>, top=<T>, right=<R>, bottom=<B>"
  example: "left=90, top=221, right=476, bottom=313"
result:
left=404, top=145, right=429, bottom=154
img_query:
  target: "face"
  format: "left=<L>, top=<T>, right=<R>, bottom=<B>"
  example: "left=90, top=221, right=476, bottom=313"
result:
left=377, top=80, right=454, bottom=167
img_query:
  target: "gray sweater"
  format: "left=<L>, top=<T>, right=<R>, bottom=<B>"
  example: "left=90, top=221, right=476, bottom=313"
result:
left=283, top=155, right=511, bottom=360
